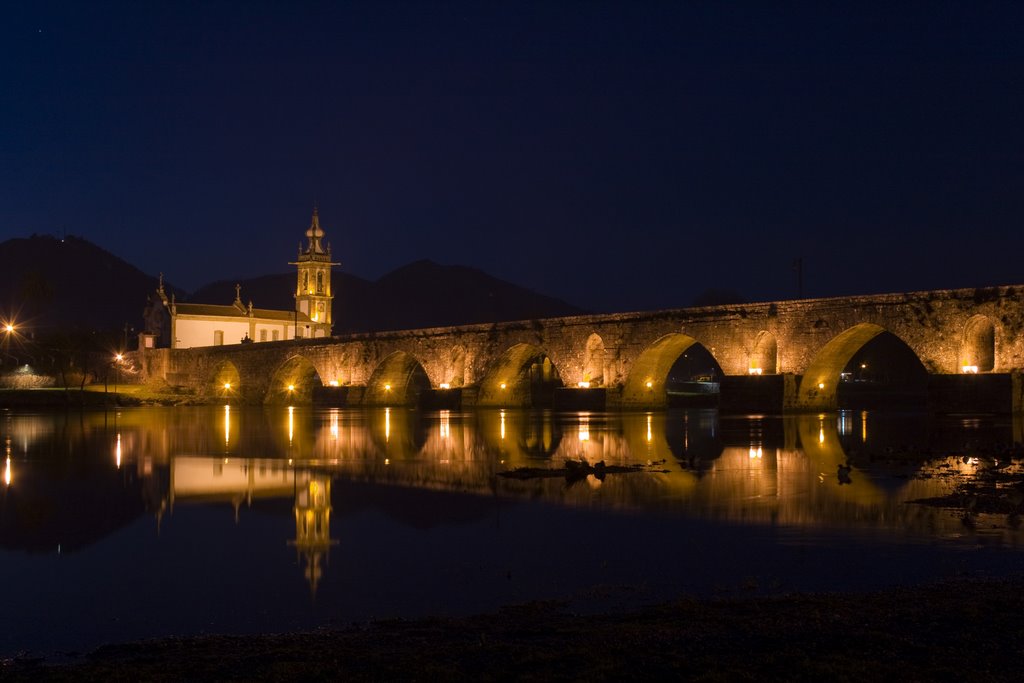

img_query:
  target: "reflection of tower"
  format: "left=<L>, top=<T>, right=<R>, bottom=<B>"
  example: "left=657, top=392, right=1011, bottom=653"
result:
left=289, top=475, right=338, bottom=598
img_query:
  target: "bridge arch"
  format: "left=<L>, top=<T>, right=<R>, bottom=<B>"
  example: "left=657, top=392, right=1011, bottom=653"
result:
left=208, top=360, right=241, bottom=401
left=749, top=331, right=778, bottom=374
left=477, top=343, right=563, bottom=407
left=960, top=315, right=996, bottom=372
left=364, top=351, right=431, bottom=406
left=621, top=333, right=723, bottom=408
left=797, top=323, right=927, bottom=411
left=447, top=345, right=467, bottom=387
left=582, top=333, right=606, bottom=386
left=266, top=355, right=323, bottom=404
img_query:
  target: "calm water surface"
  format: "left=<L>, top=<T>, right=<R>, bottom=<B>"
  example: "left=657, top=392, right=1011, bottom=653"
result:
left=2, top=406, right=1023, bottom=657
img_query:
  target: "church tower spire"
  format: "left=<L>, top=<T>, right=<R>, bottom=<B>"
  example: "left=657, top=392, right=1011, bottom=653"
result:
left=289, top=206, right=340, bottom=338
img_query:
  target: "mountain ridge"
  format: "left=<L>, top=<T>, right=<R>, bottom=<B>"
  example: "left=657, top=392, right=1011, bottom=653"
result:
left=0, top=235, right=585, bottom=337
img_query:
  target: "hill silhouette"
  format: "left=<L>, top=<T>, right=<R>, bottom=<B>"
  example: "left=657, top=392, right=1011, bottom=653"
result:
left=0, top=235, right=185, bottom=336
left=191, top=259, right=586, bottom=333
left=0, top=235, right=585, bottom=339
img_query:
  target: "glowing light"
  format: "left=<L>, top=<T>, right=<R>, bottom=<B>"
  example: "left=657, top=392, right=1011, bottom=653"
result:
left=288, top=384, right=295, bottom=392
left=224, top=382, right=231, bottom=390
left=385, top=407, right=391, bottom=443
left=499, top=382, right=507, bottom=390
left=328, top=380, right=339, bottom=387
left=224, top=405, right=231, bottom=445
left=288, top=406, right=294, bottom=444
left=749, top=446, right=763, bottom=459
left=860, top=363, right=867, bottom=369
left=114, top=353, right=123, bottom=362
left=384, top=383, right=391, bottom=392
left=115, top=433, right=122, bottom=468
left=645, top=380, right=653, bottom=389
left=577, top=381, right=591, bottom=388
left=500, top=409, right=506, bottom=440
left=817, top=382, right=825, bottom=390
left=440, top=410, right=450, bottom=439
left=384, top=458, right=390, bottom=466
left=3, top=324, right=13, bottom=333
left=439, top=382, right=451, bottom=390
left=748, top=367, right=763, bottom=375
left=962, top=365, right=979, bottom=374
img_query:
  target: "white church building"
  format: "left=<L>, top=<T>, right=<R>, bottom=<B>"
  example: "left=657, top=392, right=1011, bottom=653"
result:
left=142, top=209, right=339, bottom=349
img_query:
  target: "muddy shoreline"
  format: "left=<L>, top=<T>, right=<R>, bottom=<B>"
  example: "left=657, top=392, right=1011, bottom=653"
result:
left=5, top=576, right=1023, bottom=681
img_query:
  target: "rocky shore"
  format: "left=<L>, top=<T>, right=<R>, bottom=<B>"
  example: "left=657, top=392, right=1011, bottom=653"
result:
left=4, top=576, right=1023, bottom=681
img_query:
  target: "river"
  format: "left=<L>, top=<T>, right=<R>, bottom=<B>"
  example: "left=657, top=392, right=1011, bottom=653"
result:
left=1, top=406, right=1022, bottom=657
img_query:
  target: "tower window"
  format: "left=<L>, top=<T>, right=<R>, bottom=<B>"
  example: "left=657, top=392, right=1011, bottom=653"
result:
left=317, top=272, right=324, bottom=294
left=214, top=330, right=224, bottom=346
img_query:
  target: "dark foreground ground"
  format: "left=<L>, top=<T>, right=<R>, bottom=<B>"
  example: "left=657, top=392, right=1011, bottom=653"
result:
left=4, top=576, right=1023, bottom=682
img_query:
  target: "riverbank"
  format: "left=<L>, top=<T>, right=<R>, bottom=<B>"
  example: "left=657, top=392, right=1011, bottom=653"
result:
left=4, top=576, right=1022, bottom=681
left=0, top=386, right=198, bottom=408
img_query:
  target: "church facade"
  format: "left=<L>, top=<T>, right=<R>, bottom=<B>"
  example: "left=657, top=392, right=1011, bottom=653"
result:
left=142, top=209, right=338, bottom=349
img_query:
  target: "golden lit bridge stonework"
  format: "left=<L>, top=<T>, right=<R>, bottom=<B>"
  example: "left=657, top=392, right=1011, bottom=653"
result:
left=134, top=285, right=1024, bottom=413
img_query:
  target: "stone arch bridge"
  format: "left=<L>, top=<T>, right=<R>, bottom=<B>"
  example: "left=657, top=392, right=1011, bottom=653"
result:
left=134, top=285, right=1024, bottom=412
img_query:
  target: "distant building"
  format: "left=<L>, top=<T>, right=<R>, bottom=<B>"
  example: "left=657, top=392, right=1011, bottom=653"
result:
left=142, top=209, right=339, bottom=349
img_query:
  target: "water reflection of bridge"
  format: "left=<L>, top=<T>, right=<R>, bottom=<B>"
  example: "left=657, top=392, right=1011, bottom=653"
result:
left=5, top=406, right=1019, bottom=589
left=92, top=406, right=1013, bottom=534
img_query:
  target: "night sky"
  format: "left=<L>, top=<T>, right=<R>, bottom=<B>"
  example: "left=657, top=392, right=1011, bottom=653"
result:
left=2, top=1, right=1023, bottom=313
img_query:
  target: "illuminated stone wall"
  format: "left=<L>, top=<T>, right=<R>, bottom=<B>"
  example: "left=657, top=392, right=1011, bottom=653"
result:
left=133, top=285, right=1024, bottom=410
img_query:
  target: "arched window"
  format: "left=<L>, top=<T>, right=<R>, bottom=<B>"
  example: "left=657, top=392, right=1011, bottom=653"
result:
left=750, top=331, right=778, bottom=374
left=317, top=271, right=324, bottom=294
left=961, top=316, right=996, bottom=372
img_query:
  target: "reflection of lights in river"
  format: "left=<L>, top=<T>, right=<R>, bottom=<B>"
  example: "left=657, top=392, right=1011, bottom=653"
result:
left=330, top=409, right=339, bottom=439
left=224, top=405, right=231, bottom=446
left=646, top=414, right=652, bottom=443
left=861, top=410, right=868, bottom=443
left=288, top=406, right=294, bottom=445
left=116, top=433, right=122, bottom=468
left=440, top=410, right=450, bottom=439
left=838, top=410, right=852, bottom=436
left=749, top=446, right=763, bottom=459
left=385, top=407, right=391, bottom=443
left=578, top=414, right=590, bottom=442
left=500, top=410, right=506, bottom=440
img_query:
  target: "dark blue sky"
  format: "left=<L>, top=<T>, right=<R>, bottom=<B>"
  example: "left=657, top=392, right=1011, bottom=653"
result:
left=2, top=1, right=1023, bottom=312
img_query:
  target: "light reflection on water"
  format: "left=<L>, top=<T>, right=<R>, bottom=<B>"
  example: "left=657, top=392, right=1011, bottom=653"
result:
left=1, top=406, right=1023, bottom=656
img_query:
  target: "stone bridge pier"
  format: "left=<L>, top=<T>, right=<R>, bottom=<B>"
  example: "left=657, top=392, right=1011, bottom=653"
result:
left=132, top=285, right=1024, bottom=414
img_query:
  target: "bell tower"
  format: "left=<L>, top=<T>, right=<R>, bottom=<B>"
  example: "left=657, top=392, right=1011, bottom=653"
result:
left=290, top=207, right=340, bottom=338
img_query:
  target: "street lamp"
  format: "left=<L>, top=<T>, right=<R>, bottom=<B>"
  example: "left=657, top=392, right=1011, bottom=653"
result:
left=1, top=323, right=15, bottom=372
left=113, top=353, right=123, bottom=396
